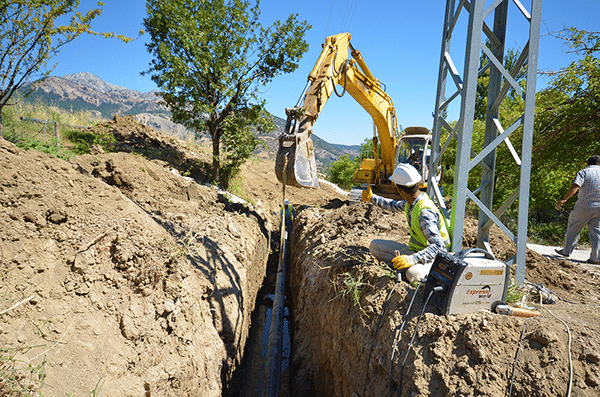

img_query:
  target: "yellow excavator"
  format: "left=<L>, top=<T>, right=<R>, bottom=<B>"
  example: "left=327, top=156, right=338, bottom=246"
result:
left=275, top=32, right=435, bottom=199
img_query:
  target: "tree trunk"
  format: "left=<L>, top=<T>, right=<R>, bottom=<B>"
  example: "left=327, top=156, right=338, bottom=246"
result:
left=0, top=109, right=3, bottom=138
left=211, top=126, right=221, bottom=185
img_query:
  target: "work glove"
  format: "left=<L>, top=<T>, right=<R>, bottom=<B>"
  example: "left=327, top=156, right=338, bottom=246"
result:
left=392, top=255, right=415, bottom=270
left=361, top=185, right=373, bottom=202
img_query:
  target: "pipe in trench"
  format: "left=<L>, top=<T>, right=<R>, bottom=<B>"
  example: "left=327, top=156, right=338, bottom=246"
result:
left=264, top=194, right=294, bottom=397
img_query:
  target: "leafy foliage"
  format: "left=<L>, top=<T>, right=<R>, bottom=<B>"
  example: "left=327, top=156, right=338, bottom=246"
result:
left=326, top=138, right=376, bottom=190
left=0, top=0, right=131, bottom=136
left=143, top=0, right=310, bottom=188
left=440, top=28, right=600, bottom=245
left=535, top=29, right=600, bottom=166
left=327, top=154, right=357, bottom=190
left=531, top=29, right=600, bottom=208
left=442, top=32, right=599, bottom=211
left=63, top=127, right=117, bottom=155
left=219, top=105, right=272, bottom=183
left=475, top=45, right=527, bottom=121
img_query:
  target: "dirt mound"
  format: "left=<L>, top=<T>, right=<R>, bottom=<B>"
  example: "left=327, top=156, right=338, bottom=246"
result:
left=289, top=204, right=600, bottom=397
left=0, top=116, right=347, bottom=396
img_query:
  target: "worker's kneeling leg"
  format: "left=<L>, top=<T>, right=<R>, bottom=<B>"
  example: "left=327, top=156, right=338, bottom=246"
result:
left=369, top=239, right=411, bottom=263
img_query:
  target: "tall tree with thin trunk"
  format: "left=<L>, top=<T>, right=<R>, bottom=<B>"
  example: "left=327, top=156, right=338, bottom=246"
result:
left=143, top=0, right=310, bottom=188
left=0, top=0, right=131, bottom=137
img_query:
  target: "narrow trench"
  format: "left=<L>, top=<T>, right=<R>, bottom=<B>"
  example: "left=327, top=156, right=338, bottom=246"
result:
left=225, top=227, right=293, bottom=397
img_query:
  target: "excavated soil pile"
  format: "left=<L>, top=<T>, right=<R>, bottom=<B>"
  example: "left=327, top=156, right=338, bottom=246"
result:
left=0, top=116, right=346, bottom=396
left=289, top=203, right=600, bottom=397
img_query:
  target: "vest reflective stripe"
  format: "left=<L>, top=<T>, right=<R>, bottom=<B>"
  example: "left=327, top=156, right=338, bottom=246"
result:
left=404, top=194, right=451, bottom=252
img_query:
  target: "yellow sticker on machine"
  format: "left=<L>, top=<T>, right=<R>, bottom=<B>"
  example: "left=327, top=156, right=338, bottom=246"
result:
left=479, top=269, right=504, bottom=276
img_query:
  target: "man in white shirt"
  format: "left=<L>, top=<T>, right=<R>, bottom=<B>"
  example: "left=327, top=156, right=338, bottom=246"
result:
left=555, top=155, right=600, bottom=264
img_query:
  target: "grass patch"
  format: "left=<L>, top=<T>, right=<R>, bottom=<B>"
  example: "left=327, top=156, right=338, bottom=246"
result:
left=2, top=98, right=103, bottom=159
left=341, top=271, right=366, bottom=309
left=62, top=126, right=117, bottom=154
left=504, top=281, right=527, bottom=305
left=0, top=346, right=47, bottom=396
left=227, top=174, right=256, bottom=206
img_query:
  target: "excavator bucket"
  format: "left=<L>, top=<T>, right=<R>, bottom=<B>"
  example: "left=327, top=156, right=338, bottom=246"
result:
left=275, top=108, right=319, bottom=189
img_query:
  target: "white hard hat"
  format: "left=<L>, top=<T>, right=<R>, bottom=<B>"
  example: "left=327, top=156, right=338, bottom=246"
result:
left=390, top=163, right=422, bottom=186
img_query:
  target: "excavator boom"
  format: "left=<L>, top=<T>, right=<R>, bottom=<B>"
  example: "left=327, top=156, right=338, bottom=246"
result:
left=275, top=33, right=400, bottom=190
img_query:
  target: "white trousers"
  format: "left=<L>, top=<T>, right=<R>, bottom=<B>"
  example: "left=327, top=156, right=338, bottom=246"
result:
left=562, top=206, right=600, bottom=262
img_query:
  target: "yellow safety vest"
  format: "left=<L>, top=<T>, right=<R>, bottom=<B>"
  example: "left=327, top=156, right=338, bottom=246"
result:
left=405, top=193, right=451, bottom=252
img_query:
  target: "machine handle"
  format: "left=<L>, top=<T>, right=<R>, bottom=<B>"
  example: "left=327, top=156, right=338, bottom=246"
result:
left=456, top=248, right=496, bottom=261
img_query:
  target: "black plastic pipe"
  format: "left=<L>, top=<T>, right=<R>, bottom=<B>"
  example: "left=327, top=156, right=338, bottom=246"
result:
left=264, top=199, right=294, bottom=397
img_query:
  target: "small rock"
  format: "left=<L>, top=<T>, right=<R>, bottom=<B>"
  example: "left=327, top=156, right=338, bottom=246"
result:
left=530, top=328, right=559, bottom=345
left=582, top=347, right=600, bottom=364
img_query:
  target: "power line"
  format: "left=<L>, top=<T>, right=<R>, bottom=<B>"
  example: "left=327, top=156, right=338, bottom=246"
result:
left=340, top=0, right=359, bottom=32
left=325, top=0, right=336, bottom=38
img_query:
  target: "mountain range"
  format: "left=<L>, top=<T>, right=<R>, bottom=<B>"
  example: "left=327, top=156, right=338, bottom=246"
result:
left=24, top=72, right=360, bottom=170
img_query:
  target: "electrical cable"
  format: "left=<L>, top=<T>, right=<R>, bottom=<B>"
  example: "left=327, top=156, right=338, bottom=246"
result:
left=339, top=0, right=354, bottom=32
left=396, top=286, right=443, bottom=396
left=526, top=280, right=600, bottom=306
left=387, top=278, right=425, bottom=396
left=345, top=0, right=360, bottom=31
left=361, top=279, right=400, bottom=397
left=507, top=293, right=573, bottom=397
left=324, top=0, right=335, bottom=38
left=339, top=0, right=359, bottom=32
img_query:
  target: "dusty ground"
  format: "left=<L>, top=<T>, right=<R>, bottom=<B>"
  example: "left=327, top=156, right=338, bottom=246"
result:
left=289, top=203, right=600, bottom=397
left=1, top=115, right=599, bottom=396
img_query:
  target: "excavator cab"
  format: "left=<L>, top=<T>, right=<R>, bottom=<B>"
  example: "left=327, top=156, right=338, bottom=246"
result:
left=395, top=126, right=437, bottom=189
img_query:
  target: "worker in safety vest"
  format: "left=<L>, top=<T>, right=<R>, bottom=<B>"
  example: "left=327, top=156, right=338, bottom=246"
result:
left=361, top=163, right=450, bottom=283
left=281, top=199, right=295, bottom=222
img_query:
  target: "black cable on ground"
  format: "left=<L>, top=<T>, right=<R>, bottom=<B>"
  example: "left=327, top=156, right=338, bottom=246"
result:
left=361, top=278, right=400, bottom=397
left=387, top=278, right=425, bottom=397
left=396, top=286, right=443, bottom=396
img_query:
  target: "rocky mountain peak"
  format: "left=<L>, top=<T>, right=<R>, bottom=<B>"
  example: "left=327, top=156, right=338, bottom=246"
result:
left=61, top=72, right=131, bottom=94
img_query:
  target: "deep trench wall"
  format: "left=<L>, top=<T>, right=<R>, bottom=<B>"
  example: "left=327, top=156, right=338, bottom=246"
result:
left=74, top=151, right=273, bottom=389
left=287, top=206, right=409, bottom=397
left=0, top=141, right=271, bottom=396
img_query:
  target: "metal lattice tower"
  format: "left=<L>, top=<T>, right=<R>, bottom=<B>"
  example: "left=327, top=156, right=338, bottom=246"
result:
left=428, top=0, right=542, bottom=285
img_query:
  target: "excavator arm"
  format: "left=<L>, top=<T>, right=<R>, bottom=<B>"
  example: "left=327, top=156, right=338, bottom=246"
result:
left=275, top=33, right=400, bottom=190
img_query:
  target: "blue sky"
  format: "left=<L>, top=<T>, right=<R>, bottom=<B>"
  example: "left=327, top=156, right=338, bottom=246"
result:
left=50, top=0, right=599, bottom=145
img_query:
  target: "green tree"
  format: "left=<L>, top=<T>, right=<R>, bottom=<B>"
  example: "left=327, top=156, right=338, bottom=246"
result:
left=535, top=28, right=600, bottom=166
left=327, top=138, right=376, bottom=190
left=327, top=154, right=356, bottom=190
left=142, top=0, right=310, bottom=188
left=0, top=0, right=131, bottom=137
left=526, top=29, right=599, bottom=209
